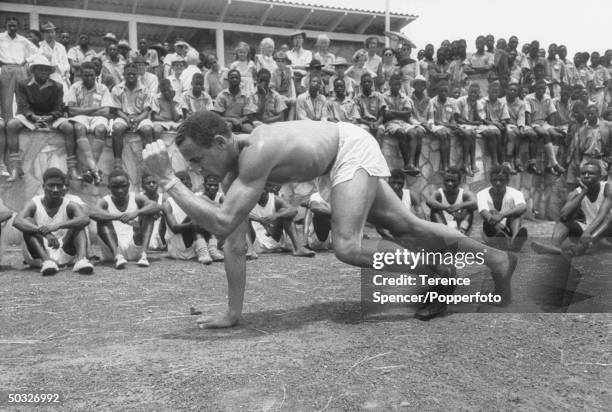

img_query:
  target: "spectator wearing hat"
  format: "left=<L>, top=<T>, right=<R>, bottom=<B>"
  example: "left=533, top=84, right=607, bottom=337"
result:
left=364, top=36, right=382, bottom=74
left=212, top=69, right=257, bottom=133
left=67, top=33, right=97, bottom=84
left=270, top=50, right=296, bottom=120
left=287, top=30, right=312, bottom=76
left=136, top=38, right=159, bottom=76
left=323, top=78, right=361, bottom=124
left=346, top=49, right=376, bottom=97
left=0, top=17, right=38, bottom=124
left=167, top=55, right=186, bottom=96
left=6, top=55, right=74, bottom=182
left=314, top=34, right=335, bottom=71
left=97, top=32, right=119, bottom=62
left=133, top=55, right=158, bottom=96
left=296, top=74, right=327, bottom=121
left=179, top=49, right=201, bottom=93
left=65, top=61, right=112, bottom=185
left=203, top=53, right=228, bottom=100
left=163, top=39, right=190, bottom=79
left=328, top=57, right=355, bottom=98
left=300, top=59, right=325, bottom=95
left=252, top=68, right=287, bottom=126
left=255, top=37, right=278, bottom=74
left=117, top=39, right=137, bottom=63
left=229, top=41, right=257, bottom=96
left=109, top=62, right=155, bottom=169
left=39, top=22, right=71, bottom=94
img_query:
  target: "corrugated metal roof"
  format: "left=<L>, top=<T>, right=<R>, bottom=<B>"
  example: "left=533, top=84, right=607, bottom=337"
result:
left=259, top=0, right=416, bottom=18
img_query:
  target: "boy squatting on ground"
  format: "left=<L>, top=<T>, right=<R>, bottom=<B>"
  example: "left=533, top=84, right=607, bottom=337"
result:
left=89, top=169, right=159, bottom=269
left=12, top=168, right=93, bottom=276
left=142, top=112, right=517, bottom=328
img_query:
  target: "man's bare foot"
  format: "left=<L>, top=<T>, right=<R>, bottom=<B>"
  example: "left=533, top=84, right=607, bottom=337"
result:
left=293, top=247, right=316, bottom=257
left=196, top=313, right=240, bottom=329
left=490, top=252, right=518, bottom=306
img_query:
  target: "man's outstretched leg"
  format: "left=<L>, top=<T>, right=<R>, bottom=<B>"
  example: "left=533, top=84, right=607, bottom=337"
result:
left=330, top=170, right=516, bottom=305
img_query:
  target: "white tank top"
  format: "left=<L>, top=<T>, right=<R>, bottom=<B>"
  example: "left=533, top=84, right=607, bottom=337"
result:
left=438, top=188, right=464, bottom=208
left=579, top=182, right=607, bottom=225
left=104, top=193, right=138, bottom=240
left=166, top=197, right=188, bottom=239
left=250, top=193, right=276, bottom=219
left=33, top=195, right=70, bottom=240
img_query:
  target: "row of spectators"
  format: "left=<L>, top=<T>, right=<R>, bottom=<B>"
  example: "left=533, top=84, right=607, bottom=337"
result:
left=1, top=16, right=611, bottom=188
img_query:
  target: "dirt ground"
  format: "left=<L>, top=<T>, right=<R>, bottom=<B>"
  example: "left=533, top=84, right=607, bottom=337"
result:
left=0, top=221, right=610, bottom=411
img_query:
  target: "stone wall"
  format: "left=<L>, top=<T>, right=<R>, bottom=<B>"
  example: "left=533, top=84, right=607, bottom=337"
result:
left=0, top=128, right=569, bottom=249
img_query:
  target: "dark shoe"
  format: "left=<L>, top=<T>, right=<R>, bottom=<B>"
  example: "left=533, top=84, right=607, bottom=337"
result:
left=402, top=164, right=421, bottom=176
left=514, top=160, right=525, bottom=173
left=526, top=162, right=542, bottom=175
left=92, top=170, right=103, bottom=186
left=81, top=170, right=94, bottom=184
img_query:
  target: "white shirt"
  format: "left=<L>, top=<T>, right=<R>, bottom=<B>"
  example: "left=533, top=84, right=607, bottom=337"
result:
left=0, top=31, right=38, bottom=64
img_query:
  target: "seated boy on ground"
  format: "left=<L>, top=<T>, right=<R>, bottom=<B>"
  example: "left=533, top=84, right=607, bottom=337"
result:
left=248, top=183, right=315, bottom=257
left=302, top=191, right=332, bottom=251
left=12, top=168, right=93, bottom=275
left=141, top=172, right=166, bottom=251
left=152, top=78, right=183, bottom=139
left=425, top=167, right=477, bottom=235
left=162, top=171, right=215, bottom=264
left=477, top=165, right=528, bottom=251
left=90, top=169, right=159, bottom=268
left=197, top=174, right=225, bottom=261
left=532, top=161, right=612, bottom=256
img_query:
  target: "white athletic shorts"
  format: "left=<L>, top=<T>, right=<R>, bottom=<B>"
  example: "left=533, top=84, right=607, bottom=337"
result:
left=328, top=122, right=391, bottom=188
left=23, top=238, right=76, bottom=267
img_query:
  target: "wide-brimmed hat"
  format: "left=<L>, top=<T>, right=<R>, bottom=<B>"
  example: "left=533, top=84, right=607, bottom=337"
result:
left=118, top=39, right=130, bottom=48
left=307, top=59, right=323, bottom=69
left=29, top=55, right=53, bottom=70
left=273, top=50, right=291, bottom=63
left=333, top=57, right=349, bottom=67
left=40, top=22, right=57, bottom=32
left=174, top=39, right=189, bottom=47
left=290, top=30, right=306, bottom=40
left=103, top=33, right=118, bottom=43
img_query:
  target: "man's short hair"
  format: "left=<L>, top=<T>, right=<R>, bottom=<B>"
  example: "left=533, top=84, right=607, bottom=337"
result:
left=581, top=160, right=602, bottom=174
left=159, top=78, right=172, bottom=89
left=535, top=79, right=547, bottom=87
left=205, top=174, right=220, bottom=183
left=228, top=68, right=241, bottom=78
left=489, top=164, right=510, bottom=180
left=361, top=72, right=373, bottom=82
left=124, top=62, right=137, bottom=72
left=80, top=61, right=95, bottom=72
left=389, top=73, right=401, bottom=84
left=6, top=17, right=18, bottom=25
left=90, top=56, right=102, bottom=64
left=389, top=169, right=405, bottom=181
left=141, top=171, right=155, bottom=183
left=176, top=111, right=231, bottom=148
left=108, top=169, right=130, bottom=183
left=257, top=68, right=271, bottom=81
left=444, top=166, right=463, bottom=180
left=43, top=167, right=67, bottom=184
left=333, top=78, right=345, bottom=87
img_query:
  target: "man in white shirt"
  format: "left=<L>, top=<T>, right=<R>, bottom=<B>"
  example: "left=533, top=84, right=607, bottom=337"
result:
left=38, top=22, right=71, bottom=94
left=477, top=165, right=528, bottom=251
left=0, top=17, right=38, bottom=120
left=287, top=31, right=312, bottom=77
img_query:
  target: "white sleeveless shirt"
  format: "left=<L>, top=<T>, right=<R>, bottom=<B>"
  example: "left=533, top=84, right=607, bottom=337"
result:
left=250, top=193, right=276, bottom=219
left=103, top=193, right=138, bottom=240
left=578, top=182, right=607, bottom=225
left=32, top=195, right=70, bottom=240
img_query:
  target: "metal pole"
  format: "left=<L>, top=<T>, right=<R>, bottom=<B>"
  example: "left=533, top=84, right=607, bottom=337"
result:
left=385, top=0, right=390, bottom=47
